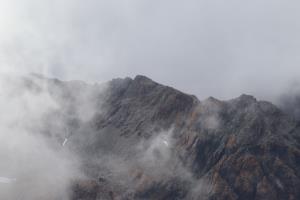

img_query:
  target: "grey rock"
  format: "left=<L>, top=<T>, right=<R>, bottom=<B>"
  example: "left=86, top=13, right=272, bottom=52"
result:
left=22, top=75, right=300, bottom=200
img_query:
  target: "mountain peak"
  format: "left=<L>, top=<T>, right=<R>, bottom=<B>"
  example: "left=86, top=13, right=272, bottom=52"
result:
left=229, top=93, right=257, bottom=107
left=238, top=94, right=256, bottom=101
left=133, top=75, right=156, bottom=84
left=16, top=75, right=300, bottom=200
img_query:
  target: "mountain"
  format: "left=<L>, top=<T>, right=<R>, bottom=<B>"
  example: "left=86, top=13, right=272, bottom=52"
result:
left=23, top=75, right=300, bottom=200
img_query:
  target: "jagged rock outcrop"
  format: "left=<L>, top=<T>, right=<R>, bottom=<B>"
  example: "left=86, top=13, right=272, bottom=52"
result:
left=24, top=74, right=300, bottom=200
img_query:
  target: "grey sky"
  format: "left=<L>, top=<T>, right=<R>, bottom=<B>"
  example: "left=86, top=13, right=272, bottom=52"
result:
left=1, top=0, right=300, bottom=100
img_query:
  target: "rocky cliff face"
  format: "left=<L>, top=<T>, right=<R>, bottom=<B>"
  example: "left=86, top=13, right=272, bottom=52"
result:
left=24, top=75, right=300, bottom=200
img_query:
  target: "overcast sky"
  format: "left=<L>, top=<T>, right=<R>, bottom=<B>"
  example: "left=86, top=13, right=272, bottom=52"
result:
left=0, top=0, right=300, bottom=100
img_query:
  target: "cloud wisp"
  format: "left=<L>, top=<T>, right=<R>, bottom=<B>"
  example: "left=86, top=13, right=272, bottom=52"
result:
left=1, top=0, right=300, bottom=101
left=0, top=74, right=82, bottom=200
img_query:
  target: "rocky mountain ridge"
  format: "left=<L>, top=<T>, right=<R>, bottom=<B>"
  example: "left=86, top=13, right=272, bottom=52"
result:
left=23, top=74, right=300, bottom=200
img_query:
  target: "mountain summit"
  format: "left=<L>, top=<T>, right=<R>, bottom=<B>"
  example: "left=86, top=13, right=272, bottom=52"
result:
left=22, top=75, right=300, bottom=200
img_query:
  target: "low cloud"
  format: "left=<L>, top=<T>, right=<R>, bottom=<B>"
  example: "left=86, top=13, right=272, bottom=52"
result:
left=1, top=0, right=300, bottom=101
left=0, top=74, right=82, bottom=200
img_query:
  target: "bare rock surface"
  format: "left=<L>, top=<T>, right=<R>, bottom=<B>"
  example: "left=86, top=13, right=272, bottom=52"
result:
left=23, top=74, right=300, bottom=200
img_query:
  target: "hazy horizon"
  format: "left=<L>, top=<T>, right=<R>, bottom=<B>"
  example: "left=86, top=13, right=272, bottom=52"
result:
left=1, top=0, right=300, bottom=101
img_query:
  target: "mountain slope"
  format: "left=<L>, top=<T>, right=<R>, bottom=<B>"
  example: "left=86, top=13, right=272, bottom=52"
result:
left=25, top=75, right=300, bottom=200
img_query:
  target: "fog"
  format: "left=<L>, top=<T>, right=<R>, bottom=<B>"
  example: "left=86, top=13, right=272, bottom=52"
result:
left=0, top=74, right=82, bottom=199
left=0, top=0, right=300, bottom=199
left=0, top=73, right=210, bottom=199
left=1, top=0, right=300, bottom=100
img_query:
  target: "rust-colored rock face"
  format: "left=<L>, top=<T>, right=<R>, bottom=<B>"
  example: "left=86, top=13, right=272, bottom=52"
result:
left=24, top=75, right=300, bottom=200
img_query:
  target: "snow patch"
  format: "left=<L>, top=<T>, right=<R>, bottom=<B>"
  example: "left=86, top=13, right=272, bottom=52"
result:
left=62, top=138, right=68, bottom=146
left=162, top=139, right=169, bottom=147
